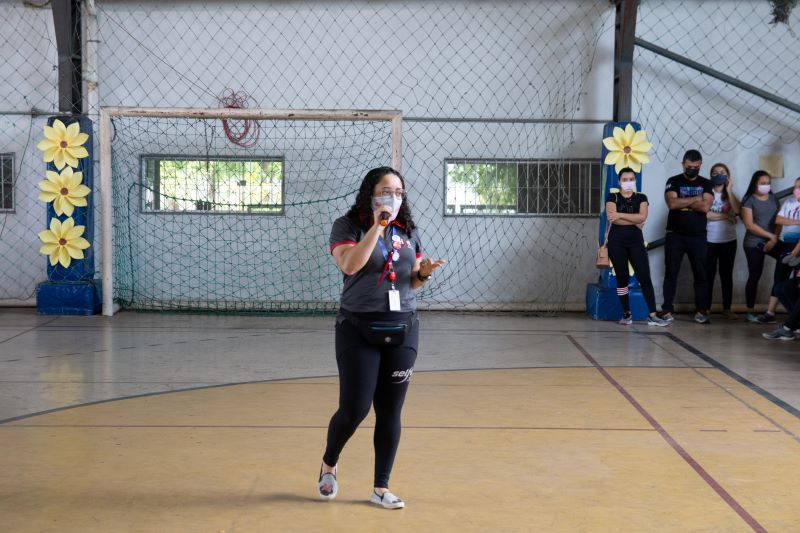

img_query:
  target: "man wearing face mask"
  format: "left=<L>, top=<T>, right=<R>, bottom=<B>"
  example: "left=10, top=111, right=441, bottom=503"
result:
left=659, top=149, right=714, bottom=324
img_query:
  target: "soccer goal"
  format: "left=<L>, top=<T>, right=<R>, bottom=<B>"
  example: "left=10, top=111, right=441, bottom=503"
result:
left=99, top=107, right=402, bottom=316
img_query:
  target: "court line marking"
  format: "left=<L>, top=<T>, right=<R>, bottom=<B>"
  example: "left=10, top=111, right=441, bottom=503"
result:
left=1, top=326, right=797, bottom=425
left=644, top=333, right=800, bottom=445
left=0, top=364, right=710, bottom=425
left=0, top=317, right=59, bottom=346
left=567, top=335, right=766, bottom=533
left=662, top=332, right=800, bottom=420
left=1, top=424, right=656, bottom=431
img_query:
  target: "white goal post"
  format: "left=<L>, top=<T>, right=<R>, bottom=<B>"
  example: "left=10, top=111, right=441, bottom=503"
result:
left=98, top=107, right=403, bottom=316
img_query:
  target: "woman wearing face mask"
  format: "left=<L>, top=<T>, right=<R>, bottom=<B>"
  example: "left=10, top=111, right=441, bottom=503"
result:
left=318, top=167, right=445, bottom=509
left=705, top=163, right=740, bottom=319
left=752, top=176, right=800, bottom=323
left=740, top=170, right=781, bottom=322
left=605, top=167, right=670, bottom=326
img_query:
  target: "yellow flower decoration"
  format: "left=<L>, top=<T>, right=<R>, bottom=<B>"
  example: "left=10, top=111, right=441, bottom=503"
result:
left=602, top=124, right=652, bottom=173
left=38, top=217, right=91, bottom=268
left=36, top=119, right=89, bottom=170
left=38, top=167, right=91, bottom=216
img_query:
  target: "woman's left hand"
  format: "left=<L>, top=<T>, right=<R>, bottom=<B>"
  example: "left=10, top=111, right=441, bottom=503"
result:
left=419, top=258, right=446, bottom=278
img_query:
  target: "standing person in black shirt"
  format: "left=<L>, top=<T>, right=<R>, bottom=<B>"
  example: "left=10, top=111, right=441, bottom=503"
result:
left=606, top=167, right=670, bottom=326
left=659, top=150, right=714, bottom=324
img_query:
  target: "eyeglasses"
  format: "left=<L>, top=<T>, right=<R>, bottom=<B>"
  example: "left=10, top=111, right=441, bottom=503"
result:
left=378, top=187, right=407, bottom=199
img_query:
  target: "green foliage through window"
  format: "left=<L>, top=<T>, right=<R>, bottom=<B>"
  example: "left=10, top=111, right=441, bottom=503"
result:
left=446, top=159, right=601, bottom=216
left=142, top=156, right=283, bottom=213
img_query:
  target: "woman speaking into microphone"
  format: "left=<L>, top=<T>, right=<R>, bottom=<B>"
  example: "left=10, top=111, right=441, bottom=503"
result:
left=317, top=166, right=445, bottom=509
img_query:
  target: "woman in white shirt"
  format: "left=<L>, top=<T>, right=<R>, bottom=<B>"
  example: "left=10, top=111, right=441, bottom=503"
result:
left=756, top=176, right=800, bottom=323
left=705, top=163, right=740, bottom=319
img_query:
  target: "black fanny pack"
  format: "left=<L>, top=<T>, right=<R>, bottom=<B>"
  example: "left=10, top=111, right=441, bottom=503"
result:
left=340, top=309, right=416, bottom=346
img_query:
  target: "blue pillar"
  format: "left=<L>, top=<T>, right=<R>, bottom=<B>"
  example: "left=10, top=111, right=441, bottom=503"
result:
left=586, top=121, right=649, bottom=321
left=36, top=115, right=101, bottom=315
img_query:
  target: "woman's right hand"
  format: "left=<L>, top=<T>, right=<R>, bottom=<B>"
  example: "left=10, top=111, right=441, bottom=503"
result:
left=764, top=236, right=778, bottom=253
left=372, top=204, right=394, bottom=227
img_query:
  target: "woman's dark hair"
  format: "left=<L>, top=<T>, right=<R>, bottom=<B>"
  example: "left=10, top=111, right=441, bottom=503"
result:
left=710, top=162, right=731, bottom=202
left=345, top=166, right=416, bottom=231
left=742, top=170, right=772, bottom=203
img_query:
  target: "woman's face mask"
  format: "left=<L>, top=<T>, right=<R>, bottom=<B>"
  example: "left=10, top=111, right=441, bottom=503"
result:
left=757, top=183, right=772, bottom=195
left=711, top=174, right=727, bottom=186
left=371, top=195, right=403, bottom=222
left=620, top=181, right=635, bottom=192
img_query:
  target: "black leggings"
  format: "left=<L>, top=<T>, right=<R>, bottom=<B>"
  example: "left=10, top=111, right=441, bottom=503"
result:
left=743, top=242, right=791, bottom=309
left=706, top=240, right=737, bottom=311
left=606, top=225, right=657, bottom=314
left=323, top=311, right=418, bottom=488
left=774, top=278, right=800, bottom=330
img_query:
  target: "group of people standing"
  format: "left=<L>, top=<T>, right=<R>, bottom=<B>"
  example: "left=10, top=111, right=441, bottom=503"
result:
left=606, top=149, right=800, bottom=339
left=315, top=161, right=800, bottom=512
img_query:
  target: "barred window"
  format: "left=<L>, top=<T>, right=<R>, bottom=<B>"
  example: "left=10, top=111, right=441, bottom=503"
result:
left=141, top=156, right=284, bottom=214
left=445, top=158, right=602, bottom=216
left=1, top=154, right=13, bottom=211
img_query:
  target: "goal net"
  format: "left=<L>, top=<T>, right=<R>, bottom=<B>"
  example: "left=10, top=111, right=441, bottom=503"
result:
left=100, top=108, right=401, bottom=314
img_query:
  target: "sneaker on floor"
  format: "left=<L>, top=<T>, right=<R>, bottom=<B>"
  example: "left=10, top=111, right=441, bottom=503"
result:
left=694, top=312, right=710, bottom=324
left=722, top=310, right=738, bottom=320
left=755, top=312, right=776, bottom=324
left=656, top=311, right=674, bottom=323
left=762, top=326, right=795, bottom=340
left=619, top=312, right=633, bottom=325
left=746, top=312, right=760, bottom=323
left=647, top=315, right=670, bottom=327
left=370, top=490, right=405, bottom=509
left=317, top=466, right=338, bottom=500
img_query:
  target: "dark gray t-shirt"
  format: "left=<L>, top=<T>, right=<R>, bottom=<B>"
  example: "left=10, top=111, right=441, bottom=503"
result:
left=741, top=193, right=780, bottom=247
left=329, top=216, right=423, bottom=313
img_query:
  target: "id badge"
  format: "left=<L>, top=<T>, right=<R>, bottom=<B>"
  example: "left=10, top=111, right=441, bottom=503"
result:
left=388, top=289, right=401, bottom=311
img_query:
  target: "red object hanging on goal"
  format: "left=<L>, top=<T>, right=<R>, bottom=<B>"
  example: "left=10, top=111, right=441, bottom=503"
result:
left=217, top=89, right=261, bottom=148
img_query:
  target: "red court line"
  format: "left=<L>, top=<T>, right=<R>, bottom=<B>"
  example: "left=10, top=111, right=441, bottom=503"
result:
left=566, top=335, right=766, bottom=533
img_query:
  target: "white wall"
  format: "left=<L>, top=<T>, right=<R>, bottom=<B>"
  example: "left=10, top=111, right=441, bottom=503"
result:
left=3, top=0, right=799, bottom=311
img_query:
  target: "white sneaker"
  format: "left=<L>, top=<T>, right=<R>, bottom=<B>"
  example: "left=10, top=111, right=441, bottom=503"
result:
left=317, top=466, right=337, bottom=500
left=370, top=490, right=405, bottom=509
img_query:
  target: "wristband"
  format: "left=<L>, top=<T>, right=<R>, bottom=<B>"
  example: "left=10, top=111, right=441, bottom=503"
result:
left=417, top=271, right=431, bottom=282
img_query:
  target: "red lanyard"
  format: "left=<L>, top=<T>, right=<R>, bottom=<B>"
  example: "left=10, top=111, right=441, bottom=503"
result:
left=377, top=226, right=398, bottom=286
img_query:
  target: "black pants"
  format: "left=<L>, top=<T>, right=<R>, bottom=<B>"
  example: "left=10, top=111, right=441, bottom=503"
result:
left=323, top=311, right=418, bottom=488
left=775, top=278, right=800, bottom=330
left=606, top=225, right=657, bottom=313
left=743, top=242, right=792, bottom=309
left=706, top=239, right=737, bottom=311
left=662, top=232, right=709, bottom=312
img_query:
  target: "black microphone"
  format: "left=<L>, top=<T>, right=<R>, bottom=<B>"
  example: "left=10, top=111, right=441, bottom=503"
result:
left=379, top=212, right=390, bottom=226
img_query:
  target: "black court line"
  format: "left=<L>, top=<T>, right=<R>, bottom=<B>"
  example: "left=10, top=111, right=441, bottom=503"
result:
left=0, top=317, right=59, bottom=345
left=0, top=330, right=797, bottom=429
left=0, top=363, right=712, bottom=425
left=684, top=362, right=800, bottom=445
left=662, top=332, right=800, bottom=420
left=568, top=335, right=766, bottom=533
